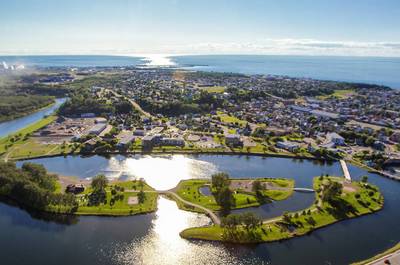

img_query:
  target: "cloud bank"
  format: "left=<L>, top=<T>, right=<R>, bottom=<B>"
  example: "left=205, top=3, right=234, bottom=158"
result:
left=163, top=39, right=400, bottom=57
left=1, top=39, right=400, bottom=57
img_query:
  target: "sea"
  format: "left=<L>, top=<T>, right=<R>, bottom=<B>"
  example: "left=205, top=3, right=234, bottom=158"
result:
left=1, top=54, right=400, bottom=88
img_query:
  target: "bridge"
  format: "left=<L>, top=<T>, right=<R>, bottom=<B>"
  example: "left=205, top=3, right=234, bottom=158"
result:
left=340, top=160, right=352, bottom=182
left=293, top=188, right=315, bottom=193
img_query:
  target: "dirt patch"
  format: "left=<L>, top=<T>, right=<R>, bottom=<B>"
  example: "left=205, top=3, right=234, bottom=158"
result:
left=128, top=196, right=138, bottom=205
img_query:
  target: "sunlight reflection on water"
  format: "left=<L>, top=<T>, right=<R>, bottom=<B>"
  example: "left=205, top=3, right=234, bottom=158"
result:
left=106, top=155, right=218, bottom=190
left=113, top=197, right=260, bottom=265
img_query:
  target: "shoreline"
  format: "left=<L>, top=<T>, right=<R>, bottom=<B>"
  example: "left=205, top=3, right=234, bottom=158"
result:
left=10, top=149, right=400, bottom=182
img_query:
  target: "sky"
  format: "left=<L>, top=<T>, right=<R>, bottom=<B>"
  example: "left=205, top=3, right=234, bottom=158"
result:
left=1, top=0, right=400, bottom=56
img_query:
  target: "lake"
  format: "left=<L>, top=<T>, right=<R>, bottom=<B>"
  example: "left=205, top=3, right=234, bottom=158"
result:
left=0, top=154, right=397, bottom=265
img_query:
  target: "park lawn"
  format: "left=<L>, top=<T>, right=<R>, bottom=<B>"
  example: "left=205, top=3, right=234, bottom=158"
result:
left=6, top=139, right=67, bottom=159
left=112, top=180, right=155, bottom=191
left=175, top=179, right=260, bottom=212
left=76, top=180, right=157, bottom=215
left=217, top=111, right=247, bottom=126
left=317, top=89, right=356, bottom=100
left=180, top=177, right=384, bottom=243
left=233, top=177, right=294, bottom=201
left=76, top=191, right=157, bottom=216
left=200, top=86, right=226, bottom=93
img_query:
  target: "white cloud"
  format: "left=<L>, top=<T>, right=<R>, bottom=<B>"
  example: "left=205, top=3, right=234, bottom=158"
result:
left=161, top=39, right=400, bottom=57
left=1, top=38, right=400, bottom=57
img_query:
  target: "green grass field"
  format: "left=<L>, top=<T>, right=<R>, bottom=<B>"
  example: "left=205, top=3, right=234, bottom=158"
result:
left=317, top=89, right=356, bottom=100
left=199, top=86, right=226, bottom=93
left=76, top=180, right=157, bottom=216
left=175, top=178, right=294, bottom=212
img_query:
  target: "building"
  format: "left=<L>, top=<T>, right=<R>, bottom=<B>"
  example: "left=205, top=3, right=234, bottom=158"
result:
left=88, top=123, right=107, bottom=135
left=326, top=132, right=345, bottom=146
left=225, top=134, right=242, bottom=147
left=276, top=141, right=300, bottom=152
left=142, top=134, right=162, bottom=149
left=95, top=117, right=107, bottom=124
left=81, top=113, right=95, bottom=118
left=117, top=131, right=135, bottom=148
left=162, top=137, right=185, bottom=147
left=66, top=184, right=85, bottom=194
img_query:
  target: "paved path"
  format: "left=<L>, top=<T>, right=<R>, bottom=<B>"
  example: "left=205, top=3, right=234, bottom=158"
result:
left=340, top=160, right=352, bottom=182
left=159, top=190, right=221, bottom=225
left=124, top=189, right=221, bottom=225
left=365, top=248, right=400, bottom=265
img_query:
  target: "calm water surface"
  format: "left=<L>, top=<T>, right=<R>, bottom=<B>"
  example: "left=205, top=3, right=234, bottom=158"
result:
left=3, top=154, right=398, bottom=264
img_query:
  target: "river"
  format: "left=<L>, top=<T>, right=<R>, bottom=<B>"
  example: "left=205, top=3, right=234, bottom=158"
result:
left=0, top=154, right=397, bottom=264
left=0, top=98, right=66, bottom=138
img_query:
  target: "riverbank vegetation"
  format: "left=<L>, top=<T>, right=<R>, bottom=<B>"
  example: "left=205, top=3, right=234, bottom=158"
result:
left=0, top=95, right=55, bottom=122
left=180, top=176, right=384, bottom=243
left=0, top=161, right=78, bottom=213
left=174, top=174, right=294, bottom=213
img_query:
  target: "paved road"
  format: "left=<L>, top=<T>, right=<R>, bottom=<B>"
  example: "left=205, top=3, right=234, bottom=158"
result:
left=107, top=89, right=153, bottom=118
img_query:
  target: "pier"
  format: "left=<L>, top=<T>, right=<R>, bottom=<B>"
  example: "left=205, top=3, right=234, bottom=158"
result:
left=340, top=160, right=352, bottom=182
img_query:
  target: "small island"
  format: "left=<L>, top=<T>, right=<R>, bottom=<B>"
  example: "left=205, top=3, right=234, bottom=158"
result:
left=180, top=176, right=384, bottom=243
left=171, top=174, right=294, bottom=213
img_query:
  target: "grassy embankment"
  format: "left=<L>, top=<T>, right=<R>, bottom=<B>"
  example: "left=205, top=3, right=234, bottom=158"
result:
left=351, top=242, right=400, bottom=265
left=180, top=176, right=384, bottom=243
left=75, top=180, right=158, bottom=216
left=173, top=178, right=294, bottom=213
left=0, top=115, right=78, bottom=160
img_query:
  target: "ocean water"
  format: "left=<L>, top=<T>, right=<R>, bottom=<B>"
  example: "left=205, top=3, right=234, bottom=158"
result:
left=172, top=55, right=400, bottom=89
left=1, top=54, right=400, bottom=88
left=0, top=55, right=144, bottom=68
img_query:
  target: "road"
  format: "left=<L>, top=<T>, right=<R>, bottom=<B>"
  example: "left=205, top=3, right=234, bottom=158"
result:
left=106, top=89, right=153, bottom=118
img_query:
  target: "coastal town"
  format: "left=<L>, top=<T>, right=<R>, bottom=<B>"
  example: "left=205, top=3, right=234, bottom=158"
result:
left=2, top=67, right=399, bottom=180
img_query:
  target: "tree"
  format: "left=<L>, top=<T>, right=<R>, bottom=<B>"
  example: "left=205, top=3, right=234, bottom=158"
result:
left=241, top=212, right=262, bottom=231
left=138, top=189, right=146, bottom=204
left=361, top=175, right=368, bottom=183
left=216, top=186, right=235, bottom=211
left=321, top=181, right=343, bottom=203
left=211, top=172, right=230, bottom=192
left=91, top=175, right=108, bottom=192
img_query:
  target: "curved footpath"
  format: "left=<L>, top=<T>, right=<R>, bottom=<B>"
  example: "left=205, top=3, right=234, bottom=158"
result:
left=159, top=190, right=221, bottom=225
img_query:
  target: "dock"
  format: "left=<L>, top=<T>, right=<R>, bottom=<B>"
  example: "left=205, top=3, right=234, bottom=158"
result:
left=340, top=160, right=352, bottom=182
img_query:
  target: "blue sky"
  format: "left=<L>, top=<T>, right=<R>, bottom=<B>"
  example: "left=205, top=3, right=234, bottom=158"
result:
left=1, top=0, right=400, bottom=56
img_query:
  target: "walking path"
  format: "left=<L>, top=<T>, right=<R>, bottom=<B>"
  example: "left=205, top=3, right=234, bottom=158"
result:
left=365, top=248, right=400, bottom=265
left=159, top=190, right=221, bottom=225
